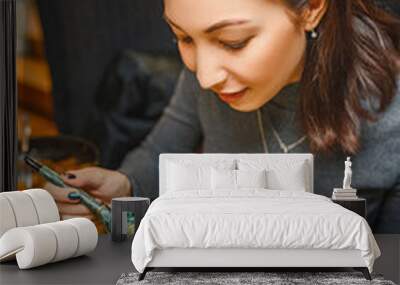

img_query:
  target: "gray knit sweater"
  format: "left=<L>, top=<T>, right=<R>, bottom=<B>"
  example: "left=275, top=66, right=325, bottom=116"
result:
left=119, top=69, right=400, bottom=233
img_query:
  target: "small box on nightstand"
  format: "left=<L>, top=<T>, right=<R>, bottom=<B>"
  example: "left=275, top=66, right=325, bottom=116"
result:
left=331, top=198, right=366, bottom=218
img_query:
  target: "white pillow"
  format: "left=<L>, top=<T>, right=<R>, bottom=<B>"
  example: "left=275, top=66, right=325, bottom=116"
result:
left=211, top=168, right=267, bottom=190
left=211, top=168, right=236, bottom=190
left=167, top=162, right=210, bottom=191
left=166, top=159, right=236, bottom=192
left=267, top=168, right=306, bottom=191
left=237, top=159, right=308, bottom=191
left=236, top=169, right=267, bottom=188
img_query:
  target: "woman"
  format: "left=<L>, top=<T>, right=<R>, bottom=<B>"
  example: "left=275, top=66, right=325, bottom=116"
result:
left=46, top=0, right=400, bottom=233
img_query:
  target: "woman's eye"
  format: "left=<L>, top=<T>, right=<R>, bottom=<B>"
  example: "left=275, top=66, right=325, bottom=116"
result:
left=174, top=36, right=193, bottom=45
left=220, top=38, right=252, bottom=51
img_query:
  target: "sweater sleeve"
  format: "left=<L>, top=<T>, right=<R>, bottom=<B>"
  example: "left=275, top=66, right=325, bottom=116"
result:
left=117, top=68, right=202, bottom=199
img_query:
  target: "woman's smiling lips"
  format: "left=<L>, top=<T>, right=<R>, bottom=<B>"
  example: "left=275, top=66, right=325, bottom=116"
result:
left=217, top=88, right=249, bottom=103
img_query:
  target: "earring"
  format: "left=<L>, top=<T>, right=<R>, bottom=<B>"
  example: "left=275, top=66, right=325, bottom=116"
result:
left=310, top=29, right=318, bottom=39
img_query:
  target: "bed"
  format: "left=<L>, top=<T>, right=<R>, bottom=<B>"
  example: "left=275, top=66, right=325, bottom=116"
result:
left=131, top=154, right=380, bottom=281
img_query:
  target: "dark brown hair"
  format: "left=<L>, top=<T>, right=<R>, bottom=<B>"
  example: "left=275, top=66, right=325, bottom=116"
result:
left=285, top=0, right=400, bottom=154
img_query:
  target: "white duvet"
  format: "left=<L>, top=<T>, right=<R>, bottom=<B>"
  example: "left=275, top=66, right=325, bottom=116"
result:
left=131, top=190, right=380, bottom=273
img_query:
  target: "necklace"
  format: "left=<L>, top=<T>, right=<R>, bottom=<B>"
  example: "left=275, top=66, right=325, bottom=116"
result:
left=256, top=109, right=306, bottom=153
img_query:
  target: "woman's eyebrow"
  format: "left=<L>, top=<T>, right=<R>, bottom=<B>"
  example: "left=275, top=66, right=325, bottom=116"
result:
left=205, top=19, right=250, bottom=33
left=163, top=14, right=250, bottom=34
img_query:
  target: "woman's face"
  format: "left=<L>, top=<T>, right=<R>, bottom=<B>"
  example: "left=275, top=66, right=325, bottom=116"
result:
left=164, top=0, right=307, bottom=112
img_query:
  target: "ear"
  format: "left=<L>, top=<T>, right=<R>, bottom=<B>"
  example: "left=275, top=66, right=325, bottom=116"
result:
left=301, top=0, right=328, bottom=31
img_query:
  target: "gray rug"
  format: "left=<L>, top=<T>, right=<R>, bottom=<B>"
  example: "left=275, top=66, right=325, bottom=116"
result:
left=116, top=272, right=396, bottom=285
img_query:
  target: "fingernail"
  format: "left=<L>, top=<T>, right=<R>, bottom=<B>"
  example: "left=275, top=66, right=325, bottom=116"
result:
left=66, top=173, right=76, bottom=179
left=68, top=192, right=80, bottom=200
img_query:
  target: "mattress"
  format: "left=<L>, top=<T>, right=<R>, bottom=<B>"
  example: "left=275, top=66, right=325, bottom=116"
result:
left=131, top=190, right=380, bottom=273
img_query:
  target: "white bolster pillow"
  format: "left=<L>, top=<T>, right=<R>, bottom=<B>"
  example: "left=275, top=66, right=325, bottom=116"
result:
left=0, top=189, right=60, bottom=238
left=64, top=218, right=98, bottom=257
left=0, top=225, right=57, bottom=268
left=0, top=196, right=17, bottom=237
left=0, top=218, right=98, bottom=269
left=42, top=221, right=79, bottom=262
left=0, top=191, right=39, bottom=228
left=23, top=189, right=60, bottom=224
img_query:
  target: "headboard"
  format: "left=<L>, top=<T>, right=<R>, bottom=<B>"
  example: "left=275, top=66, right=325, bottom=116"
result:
left=159, top=153, right=314, bottom=195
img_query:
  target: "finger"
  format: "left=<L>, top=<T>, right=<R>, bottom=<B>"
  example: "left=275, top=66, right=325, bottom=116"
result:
left=75, top=191, right=110, bottom=208
left=61, top=167, right=103, bottom=190
left=77, top=194, right=104, bottom=205
left=94, top=197, right=103, bottom=204
left=88, top=190, right=108, bottom=200
left=43, top=182, right=81, bottom=204
left=88, top=191, right=111, bottom=204
left=57, top=202, right=92, bottom=216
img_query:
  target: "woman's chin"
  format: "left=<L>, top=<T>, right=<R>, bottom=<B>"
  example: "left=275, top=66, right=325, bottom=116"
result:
left=228, top=101, right=260, bottom=113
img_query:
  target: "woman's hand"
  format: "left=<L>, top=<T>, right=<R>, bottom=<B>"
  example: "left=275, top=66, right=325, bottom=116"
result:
left=44, top=167, right=132, bottom=220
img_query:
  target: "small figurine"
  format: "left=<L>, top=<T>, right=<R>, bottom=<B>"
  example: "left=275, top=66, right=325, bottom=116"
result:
left=342, top=157, right=353, bottom=190
left=332, top=157, right=357, bottom=199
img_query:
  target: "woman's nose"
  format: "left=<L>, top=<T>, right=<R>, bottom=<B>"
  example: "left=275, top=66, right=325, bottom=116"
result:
left=195, top=50, right=227, bottom=90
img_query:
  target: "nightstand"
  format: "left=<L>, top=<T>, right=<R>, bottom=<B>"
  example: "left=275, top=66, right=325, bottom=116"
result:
left=331, top=198, right=366, bottom=218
